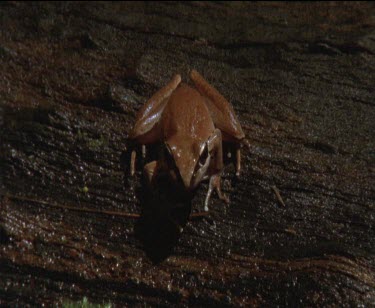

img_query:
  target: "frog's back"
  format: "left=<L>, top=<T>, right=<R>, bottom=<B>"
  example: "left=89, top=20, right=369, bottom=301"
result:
left=161, top=83, right=215, bottom=142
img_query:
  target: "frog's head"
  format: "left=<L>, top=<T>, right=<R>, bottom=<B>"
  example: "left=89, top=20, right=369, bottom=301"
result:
left=163, top=137, right=211, bottom=191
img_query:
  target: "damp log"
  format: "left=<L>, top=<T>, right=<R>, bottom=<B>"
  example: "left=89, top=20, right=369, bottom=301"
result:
left=1, top=2, right=375, bottom=306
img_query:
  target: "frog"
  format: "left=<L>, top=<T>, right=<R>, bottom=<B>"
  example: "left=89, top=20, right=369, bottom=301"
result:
left=129, top=70, right=246, bottom=211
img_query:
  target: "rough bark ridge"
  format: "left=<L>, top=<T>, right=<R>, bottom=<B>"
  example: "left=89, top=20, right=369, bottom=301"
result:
left=1, top=2, right=375, bottom=306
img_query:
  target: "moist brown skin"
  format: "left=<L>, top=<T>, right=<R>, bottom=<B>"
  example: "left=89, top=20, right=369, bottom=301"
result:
left=130, top=70, right=246, bottom=210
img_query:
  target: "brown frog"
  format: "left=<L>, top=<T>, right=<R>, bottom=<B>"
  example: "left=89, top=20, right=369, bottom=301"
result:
left=129, top=70, right=246, bottom=211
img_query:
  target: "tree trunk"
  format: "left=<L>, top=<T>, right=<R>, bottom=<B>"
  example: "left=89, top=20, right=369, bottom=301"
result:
left=1, top=2, right=375, bottom=306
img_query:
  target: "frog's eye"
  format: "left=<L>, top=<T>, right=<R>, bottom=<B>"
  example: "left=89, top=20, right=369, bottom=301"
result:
left=198, top=144, right=209, bottom=168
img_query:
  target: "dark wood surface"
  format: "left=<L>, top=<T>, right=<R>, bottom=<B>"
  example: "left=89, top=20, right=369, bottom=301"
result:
left=1, top=2, right=375, bottom=306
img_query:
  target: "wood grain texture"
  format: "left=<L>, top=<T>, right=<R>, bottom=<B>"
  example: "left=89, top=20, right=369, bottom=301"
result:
left=1, top=2, right=375, bottom=306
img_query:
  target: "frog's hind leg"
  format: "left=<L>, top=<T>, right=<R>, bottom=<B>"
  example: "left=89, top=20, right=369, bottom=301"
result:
left=129, top=74, right=181, bottom=175
left=130, top=145, right=147, bottom=176
left=223, top=141, right=242, bottom=177
left=130, top=149, right=137, bottom=176
left=235, top=144, right=241, bottom=177
left=190, top=69, right=245, bottom=142
left=235, top=138, right=251, bottom=177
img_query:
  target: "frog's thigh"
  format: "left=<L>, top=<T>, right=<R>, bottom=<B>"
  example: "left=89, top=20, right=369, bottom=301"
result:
left=190, top=70, right=244, bottom=141
left=131, top=74, right=181, bottom=140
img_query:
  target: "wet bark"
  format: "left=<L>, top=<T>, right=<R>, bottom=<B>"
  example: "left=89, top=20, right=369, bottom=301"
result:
left=1, top=2, right=375, bottom=306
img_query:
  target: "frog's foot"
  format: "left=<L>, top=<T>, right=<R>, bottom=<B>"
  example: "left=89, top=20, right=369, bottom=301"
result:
left=204, top=174, right=229, bottom=211
left=130, top=149, right=137, bottom=176
left=130, top=145, right=147, bottom=176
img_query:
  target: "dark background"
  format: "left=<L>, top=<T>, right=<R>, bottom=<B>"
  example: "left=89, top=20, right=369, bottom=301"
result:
left=1, top=2, right=374, bottom=306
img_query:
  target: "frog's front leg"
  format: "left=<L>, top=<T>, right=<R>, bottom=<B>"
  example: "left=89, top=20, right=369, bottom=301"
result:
left=130, top=144, right=147, bottom=176
left=204, top=174, right=229, bottom=211
left=204, top=129, right=229, bottom=211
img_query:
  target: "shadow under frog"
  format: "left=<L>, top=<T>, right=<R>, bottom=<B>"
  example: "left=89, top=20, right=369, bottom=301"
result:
left=121, top=142, right=193, bottom=264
